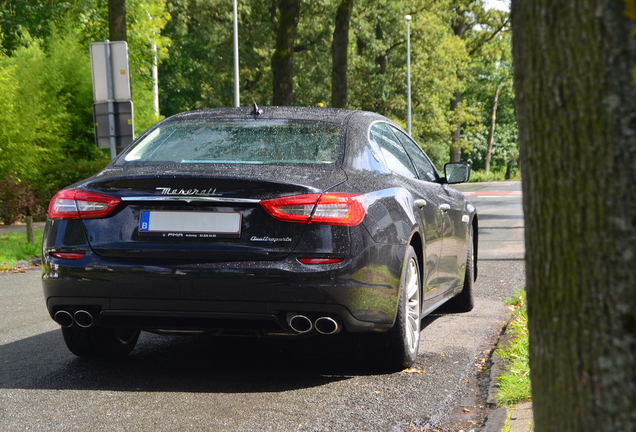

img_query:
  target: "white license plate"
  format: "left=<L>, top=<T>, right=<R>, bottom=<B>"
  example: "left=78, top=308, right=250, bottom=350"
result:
left=139, top=211, right=241, bottom=235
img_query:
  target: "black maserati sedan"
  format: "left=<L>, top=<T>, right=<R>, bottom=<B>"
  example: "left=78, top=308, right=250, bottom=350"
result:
left=42, top=105, right=477, bottom=369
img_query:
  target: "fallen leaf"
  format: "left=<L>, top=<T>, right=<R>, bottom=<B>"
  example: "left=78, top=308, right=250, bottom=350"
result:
left=402, top=368, right=425, bottom=374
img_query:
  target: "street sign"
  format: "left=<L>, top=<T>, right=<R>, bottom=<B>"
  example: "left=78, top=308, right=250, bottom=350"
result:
left=90, top=41, right=131, bottom=102
left=90, top=41, right=134, bottom=159
left=93, top=101, right=134, bottom=150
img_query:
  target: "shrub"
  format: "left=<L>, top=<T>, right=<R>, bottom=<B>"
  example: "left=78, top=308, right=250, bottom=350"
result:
left=0, top=175, right=39, bottom=225
left=469, top=170, right=506, bottom=183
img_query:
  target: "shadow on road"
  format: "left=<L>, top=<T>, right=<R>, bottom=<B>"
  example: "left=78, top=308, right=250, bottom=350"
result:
left=0, top=316, right=440, bottom=393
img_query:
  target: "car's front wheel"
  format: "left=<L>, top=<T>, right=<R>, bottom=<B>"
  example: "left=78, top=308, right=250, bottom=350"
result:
left=61, top=326, right=140, bottom=358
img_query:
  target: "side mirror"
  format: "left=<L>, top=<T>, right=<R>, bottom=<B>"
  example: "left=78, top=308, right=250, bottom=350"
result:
left=444, top=162, right=471, bottom=184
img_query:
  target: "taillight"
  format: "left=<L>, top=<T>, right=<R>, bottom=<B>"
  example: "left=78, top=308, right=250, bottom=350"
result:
left=48, top=189, right=121, bottom=220
left=260, top=193, right=366, bottom=226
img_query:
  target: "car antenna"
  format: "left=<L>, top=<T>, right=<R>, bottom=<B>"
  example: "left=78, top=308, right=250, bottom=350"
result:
left=251, top=103, right=263, bottom=116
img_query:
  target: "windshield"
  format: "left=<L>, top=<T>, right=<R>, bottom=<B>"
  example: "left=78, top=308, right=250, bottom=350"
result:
left=117, top=120, right=344, bottom=166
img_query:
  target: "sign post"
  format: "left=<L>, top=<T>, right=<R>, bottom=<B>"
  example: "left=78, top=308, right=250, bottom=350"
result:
left=90, top=41, right=134, bottom=159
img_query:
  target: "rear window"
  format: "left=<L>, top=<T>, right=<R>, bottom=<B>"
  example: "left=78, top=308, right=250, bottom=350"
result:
left=118, top=120, right=344, bottom=165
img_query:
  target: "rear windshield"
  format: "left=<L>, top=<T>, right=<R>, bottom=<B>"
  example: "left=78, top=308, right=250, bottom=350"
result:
left=117, top=120, right=344, bottom=166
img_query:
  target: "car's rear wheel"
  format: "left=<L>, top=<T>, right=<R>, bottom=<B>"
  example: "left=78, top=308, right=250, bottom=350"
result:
left=363, top=245, right=421, bottom=370
left=61, top=326, right=140, bottom=358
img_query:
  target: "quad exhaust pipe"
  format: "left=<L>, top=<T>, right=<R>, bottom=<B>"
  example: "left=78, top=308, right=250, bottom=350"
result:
left=287, top=314, right=340, bottom=335
left=74, top=310, right=95, bottom=328
left=288, top=315, right=313, bottom=333
left=53, top=310, right=74, bottom=328
left=53, top=309, right=97, bottom=328
left=314, top=317, right=339, bottom=335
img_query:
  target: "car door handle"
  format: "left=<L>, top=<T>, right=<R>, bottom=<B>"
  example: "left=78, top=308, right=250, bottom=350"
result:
left=439, top=204, right=451, bottom=212
left=414, top=199, right=427, bottom=208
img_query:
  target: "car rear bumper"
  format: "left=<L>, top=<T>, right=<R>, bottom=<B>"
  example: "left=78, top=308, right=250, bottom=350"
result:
left=42, top=245, right=405, bottom=335
left=44, top=296, right=392, bottom=336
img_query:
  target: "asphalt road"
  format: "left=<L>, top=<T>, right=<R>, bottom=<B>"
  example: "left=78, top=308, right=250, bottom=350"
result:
left=0, top=181, right=525, bottom=431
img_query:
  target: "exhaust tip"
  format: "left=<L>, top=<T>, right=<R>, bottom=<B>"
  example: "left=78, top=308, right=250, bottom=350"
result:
left=315, top=317, right=340, bottom=335
left=53, top=310, right=74, bottom=328
left=288, top=314, right=313, bottom=333
left=74, top=310, right=95, bottom=328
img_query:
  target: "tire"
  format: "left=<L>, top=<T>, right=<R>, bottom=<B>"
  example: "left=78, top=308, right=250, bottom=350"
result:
left=363, top=246, right=421, bottom=371
left=442, top=228, right=475, bottom=313
left=62, top=326, right=140, bottom=358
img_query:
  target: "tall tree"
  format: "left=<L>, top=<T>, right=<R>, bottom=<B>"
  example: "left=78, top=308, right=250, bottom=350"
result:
left=484, top=82, right=500, bottom=173
left=331, top=0, right=355, bottom=108
left=448, top=1, right=510, bottom=162
left=109, top=0, right=127, bottom=41
left=271, top=0, right=301, bottom=106
left=512, top=0, right=636, bottom=430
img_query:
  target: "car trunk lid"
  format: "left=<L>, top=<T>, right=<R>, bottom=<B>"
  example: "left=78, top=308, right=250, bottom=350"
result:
left=77, top=165, right=347, bottom=260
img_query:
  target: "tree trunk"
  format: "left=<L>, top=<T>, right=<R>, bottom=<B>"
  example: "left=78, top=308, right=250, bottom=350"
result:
left=485, top=84, right=501, bottom=173
left=331, top=0, right=354, bottom=108
left=374, top=23, right=386, bottom=74
left=108, top=0, right=127, bottom=41
left=449, top=91, right=462, bottom=162
left=448, top=12, right=468, bottom=163
left=25, top=209, right=33, bottom=244
left=512, top=1, right=636, bottom=430
left=271, top=0, right=301, bottom=106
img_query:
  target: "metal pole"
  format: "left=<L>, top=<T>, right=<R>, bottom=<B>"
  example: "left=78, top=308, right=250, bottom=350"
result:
left=104, top=41, right=117, bottom=160
left=152, top=44, right=160, bottom=121
left=405, top=15, right=412, bottom=136
left=233, top=0, right=240, bottom=107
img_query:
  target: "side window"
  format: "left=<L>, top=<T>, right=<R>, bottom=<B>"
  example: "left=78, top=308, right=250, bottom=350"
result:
left=369, top=123, right=418, bottom=179
left=392, top=128, right=439, bottom=182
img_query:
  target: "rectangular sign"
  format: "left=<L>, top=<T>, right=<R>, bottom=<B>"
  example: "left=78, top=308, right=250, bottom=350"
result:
left=90, top=41, right=131, bottom=102
left=93, top=101, right=134, bottom=149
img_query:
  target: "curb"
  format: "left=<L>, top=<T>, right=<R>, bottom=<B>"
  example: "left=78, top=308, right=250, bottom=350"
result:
left=479, top=314, right=534, bottom=432
left=481, top=407, right=509, bottom=432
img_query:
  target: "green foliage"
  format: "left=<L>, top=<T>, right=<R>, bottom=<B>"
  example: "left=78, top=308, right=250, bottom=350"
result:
left=348, top=0, right=469, bottom=167
left=0, top=229, right=44, bottom=271
left=0, top=0, right=92, bottom=52
left=461, top=27, right=518, bottom=175
left=496, top=290, right=532, bottom=406
left=468, top=170, right=506, bottom=183
left=158, top=0, right=486, bottom=168
left=0, top=27, right=110, bottom=205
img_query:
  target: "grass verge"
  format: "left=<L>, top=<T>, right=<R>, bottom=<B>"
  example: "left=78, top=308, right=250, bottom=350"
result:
left=468, top=170, right=522, bottom=183
left=495, top=290, right=531, bottom=406
left=0, top=230, right=43, bottom=271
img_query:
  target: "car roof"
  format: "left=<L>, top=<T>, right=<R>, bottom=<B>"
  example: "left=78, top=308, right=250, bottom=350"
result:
left=164, top=106, right=389, bottom=127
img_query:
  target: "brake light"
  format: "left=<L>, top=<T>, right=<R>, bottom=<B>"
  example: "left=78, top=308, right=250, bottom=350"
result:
left=261, top=193, right=366, bottom=226
left=48, top=189, right=121, bottom=220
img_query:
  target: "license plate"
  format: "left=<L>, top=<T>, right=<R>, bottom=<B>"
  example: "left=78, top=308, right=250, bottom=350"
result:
left=139, top=211, right=241, bottom=238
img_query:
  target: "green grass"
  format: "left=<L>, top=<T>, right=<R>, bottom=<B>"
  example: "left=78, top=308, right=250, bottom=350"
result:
left=495, top=290, right=531, bottom=406
left=468, top=170, right=522, bottom=183
left=0, top=230, right=43, bottom=271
